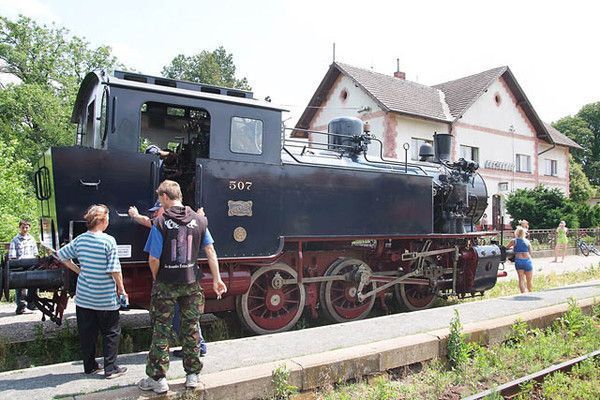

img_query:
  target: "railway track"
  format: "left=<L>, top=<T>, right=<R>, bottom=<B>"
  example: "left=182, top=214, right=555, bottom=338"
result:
left=464, top=349, right=600, bottom=399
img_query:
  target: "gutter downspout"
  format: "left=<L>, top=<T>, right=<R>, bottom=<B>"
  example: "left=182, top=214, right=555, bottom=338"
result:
left=538, top=142, right=556, bottom=156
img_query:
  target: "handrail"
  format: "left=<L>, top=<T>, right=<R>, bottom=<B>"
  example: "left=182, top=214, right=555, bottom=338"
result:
left=282, top=127, right=430, bottom=176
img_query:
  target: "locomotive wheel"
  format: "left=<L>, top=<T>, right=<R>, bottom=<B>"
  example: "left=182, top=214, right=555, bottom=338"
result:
left=394, top=279, right=436, bottom=311
left=237, top=263, right=306, bottom=335
left=319, top=258, right=376, bottom=323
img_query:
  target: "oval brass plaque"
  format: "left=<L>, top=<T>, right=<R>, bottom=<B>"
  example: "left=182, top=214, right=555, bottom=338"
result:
left=233, top=226, right=247, bottom=242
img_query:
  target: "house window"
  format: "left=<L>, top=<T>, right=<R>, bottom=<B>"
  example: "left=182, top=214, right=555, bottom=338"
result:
left=340, top=89, right=348, bottom=102
left=515, top=154, right=531, bottom=173
left=498, top=182, right=509, bottom=192
left=411, top=137, right=433, bottom=161
left=545, top=159, right=558, bottom=176
left=459, top=145, right=479, bottom=162
left=494, top=93, right=502, bottom=106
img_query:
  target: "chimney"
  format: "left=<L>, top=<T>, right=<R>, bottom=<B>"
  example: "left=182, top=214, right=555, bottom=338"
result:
left=393, top=58, right=405, bottom=80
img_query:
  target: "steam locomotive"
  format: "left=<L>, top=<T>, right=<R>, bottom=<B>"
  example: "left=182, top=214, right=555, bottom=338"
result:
left=0, top=70, right=504, bottom=334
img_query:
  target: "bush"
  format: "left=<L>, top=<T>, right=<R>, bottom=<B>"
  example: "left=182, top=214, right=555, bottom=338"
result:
left=447, top=309, right=468, bottom=370
left=505, top=185, right=580, bottom=229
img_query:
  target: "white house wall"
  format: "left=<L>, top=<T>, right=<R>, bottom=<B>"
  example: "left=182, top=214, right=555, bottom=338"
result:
left=453, top=76, right=570, bottom=220
left=303, top=70, right=572, bottom=228
left=308, top=74, right=449, bottom=160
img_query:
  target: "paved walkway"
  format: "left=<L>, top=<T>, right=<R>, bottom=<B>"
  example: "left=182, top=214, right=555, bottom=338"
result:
left=0, top=277, right=598, bottom=399
left=0, top=254, right=597, bottom=344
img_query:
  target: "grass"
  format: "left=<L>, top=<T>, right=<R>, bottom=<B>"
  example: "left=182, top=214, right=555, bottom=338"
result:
left=0, top=322, right=152, bottom=372
left=317, top=300, right=600, bottom=400
left=436, top=263, right=600, bottom=307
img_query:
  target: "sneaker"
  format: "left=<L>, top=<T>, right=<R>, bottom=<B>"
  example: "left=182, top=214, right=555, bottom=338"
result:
left=105, top=366, right=127, bottom=379
left=138, top=377, right=169, bottom=393
left=15, top=307, right=26, bottom=315
left=26, top=302, right=37, bottom=311
left=85, top=363, right=102, bottom=375
left=185, top=373, right=200, bottom=388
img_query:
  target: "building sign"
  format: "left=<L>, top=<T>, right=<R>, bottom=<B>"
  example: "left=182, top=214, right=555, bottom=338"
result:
left=484, top=160, right=514, bottom=171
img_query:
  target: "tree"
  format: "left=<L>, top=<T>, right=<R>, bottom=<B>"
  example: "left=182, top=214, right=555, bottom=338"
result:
left=505, top=185, right=578, bottom=229
left=0, top=15, right=123, bottom=238
left=569, top=156, right=595, bottom=203
left=0, top=15, right=123, bottom=164
left=0, top=140, right=38, bottom=241
left=162, top=46, right=251, bottom=90
left=0, top=16, right=120, bottom=90
left=0, top=83, right=72, bottom=167
left=553, top=102, right=600, bottom=186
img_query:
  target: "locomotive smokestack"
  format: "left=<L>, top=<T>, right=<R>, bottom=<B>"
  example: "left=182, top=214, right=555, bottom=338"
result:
left=433, top=133, right=452, bottom=162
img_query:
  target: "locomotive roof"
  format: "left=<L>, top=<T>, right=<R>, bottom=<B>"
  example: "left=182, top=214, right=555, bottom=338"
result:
left=72, top=70, right=287, bottom=122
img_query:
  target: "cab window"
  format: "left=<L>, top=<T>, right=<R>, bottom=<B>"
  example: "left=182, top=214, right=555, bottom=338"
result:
left=230, top=117, right=263, bottom=155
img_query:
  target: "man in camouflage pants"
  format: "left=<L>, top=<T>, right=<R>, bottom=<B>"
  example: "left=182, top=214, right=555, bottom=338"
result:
left=139, top=180, right=227, bottom=393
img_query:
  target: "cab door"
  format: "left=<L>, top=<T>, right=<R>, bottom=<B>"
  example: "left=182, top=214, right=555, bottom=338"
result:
left=50, top=146, right=159, bottom=261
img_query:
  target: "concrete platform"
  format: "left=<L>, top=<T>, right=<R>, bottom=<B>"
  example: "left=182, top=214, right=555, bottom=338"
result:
left=0, top=278, right=598, bottom=400
left=0, top=254, right=596, bottom=344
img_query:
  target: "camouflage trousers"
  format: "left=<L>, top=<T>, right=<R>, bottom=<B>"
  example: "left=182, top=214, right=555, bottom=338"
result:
left=146, top=281, right=205, bottom=379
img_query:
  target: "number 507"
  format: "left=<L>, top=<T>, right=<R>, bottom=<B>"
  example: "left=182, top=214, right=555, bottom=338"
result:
left=229, top=180, right=253, bottom=191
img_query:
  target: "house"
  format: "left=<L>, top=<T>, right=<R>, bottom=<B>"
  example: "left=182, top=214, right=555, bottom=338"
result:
left=295, top=63, right=582, bottom=228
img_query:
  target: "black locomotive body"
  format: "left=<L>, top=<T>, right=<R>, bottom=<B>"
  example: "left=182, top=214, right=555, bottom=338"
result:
left=0, top=70, right=503, bottom=333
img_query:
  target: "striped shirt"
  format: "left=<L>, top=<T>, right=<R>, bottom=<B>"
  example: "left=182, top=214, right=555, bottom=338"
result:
left=57, top=231, right=121, bottom=311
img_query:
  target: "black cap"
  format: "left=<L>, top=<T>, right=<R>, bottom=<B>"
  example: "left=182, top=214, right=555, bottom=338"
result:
left=148, top=201, right=161, bottom=212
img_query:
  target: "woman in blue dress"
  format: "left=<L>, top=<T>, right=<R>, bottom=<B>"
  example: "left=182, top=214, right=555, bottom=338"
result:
left=507, top=226, right=534, bottom=293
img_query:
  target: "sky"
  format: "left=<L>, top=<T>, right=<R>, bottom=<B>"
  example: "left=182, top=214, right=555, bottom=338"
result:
left=1, top=0, right=599, bottom=126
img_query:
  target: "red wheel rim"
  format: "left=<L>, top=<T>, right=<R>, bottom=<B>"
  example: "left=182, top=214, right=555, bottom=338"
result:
left=328, top=264, right=373, bottom=320
left=402, top=284, right=435, bottom=309
left=245, top=269, right=303, bottom=331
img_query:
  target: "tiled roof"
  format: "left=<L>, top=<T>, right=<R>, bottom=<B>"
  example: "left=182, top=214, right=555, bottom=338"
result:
left=296, top=62, right=580, bottom=150
left=433, top=66, right=507, bottom=118
left=543, top=122, right=583, bottom=149
left=335, top=63, right=453, bottom=122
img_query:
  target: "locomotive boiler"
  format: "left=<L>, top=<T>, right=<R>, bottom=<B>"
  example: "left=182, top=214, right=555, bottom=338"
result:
left=0, top=70, right=503, bottom=333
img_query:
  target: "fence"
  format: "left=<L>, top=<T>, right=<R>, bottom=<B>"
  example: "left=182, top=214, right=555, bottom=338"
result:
left=495, top=228, right=600, bottom=251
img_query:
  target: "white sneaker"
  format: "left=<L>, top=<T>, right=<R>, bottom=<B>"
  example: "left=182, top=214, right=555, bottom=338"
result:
left=138, top=377, right=169, bottom=393
left=185, top=373, right=200, bottom=388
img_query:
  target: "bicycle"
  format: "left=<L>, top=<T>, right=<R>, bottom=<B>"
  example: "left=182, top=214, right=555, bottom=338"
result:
left=577, top=239, right=600, bottom=256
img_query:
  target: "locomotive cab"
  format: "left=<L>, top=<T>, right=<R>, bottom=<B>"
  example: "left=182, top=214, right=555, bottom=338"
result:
left=38, top=70, right=287, bottom=262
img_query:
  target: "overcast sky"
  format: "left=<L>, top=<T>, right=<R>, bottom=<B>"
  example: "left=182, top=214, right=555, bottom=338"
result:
left=2, top=0, right=599, bottom=126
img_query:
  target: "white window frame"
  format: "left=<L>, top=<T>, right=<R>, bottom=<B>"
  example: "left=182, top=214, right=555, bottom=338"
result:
left=459, top=144, right=479, bottom=163
left=411, top=137, right=433, bottom=161
left=515, top=154, right=531, bottom=173
left=544, top=159, right=558, bottom=176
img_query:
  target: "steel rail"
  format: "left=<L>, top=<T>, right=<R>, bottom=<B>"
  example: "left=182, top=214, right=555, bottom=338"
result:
left=463, top=349, right=600, bottom=400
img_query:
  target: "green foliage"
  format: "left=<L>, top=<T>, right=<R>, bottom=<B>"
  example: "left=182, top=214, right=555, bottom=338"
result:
left=574, top=203, right=600, bottom=228
left=0, top=140, right=39, bottom=241
left=0, top=15, right=121, bottom=88
left=205, top=318, right=231, bottom=342
left=569, top=156, right=595, bottom=203
left=505, top=185, right=579, bottom=229
left=553, top=298, right=593, bottom=337
left=0, top=83, right=72, bottom=166
left=271, top=364, right=298, bottom=399
left=553, top=102, right=600, bottom=187
left=504, top=320, right=530, bottom=348
left=28, top=321, right=79, bottom=366
left=542, top=358, right=600, bottom=400
left=447, top=309, right=468, bottom=370
left=162, top=46, right=251, bottom=90
left=0, top=15, right=122, bottom=237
